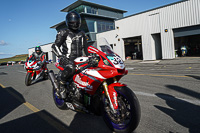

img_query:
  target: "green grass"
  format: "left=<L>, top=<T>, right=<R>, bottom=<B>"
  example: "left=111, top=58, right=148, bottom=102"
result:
left=0, top=54, right=29, bottom=63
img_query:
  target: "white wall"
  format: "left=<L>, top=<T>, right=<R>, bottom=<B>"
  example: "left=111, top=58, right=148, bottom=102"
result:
left=97, top=0, right=200, bottom=60
left=96, top=30, right=126, bottom=60
left=28, top=43, right=56, bottom=61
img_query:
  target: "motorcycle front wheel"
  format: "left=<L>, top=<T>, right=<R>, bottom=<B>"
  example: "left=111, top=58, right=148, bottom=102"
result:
left=25, top=72, right=32, bottom=86
left=102, top=86, right=141, bottom=133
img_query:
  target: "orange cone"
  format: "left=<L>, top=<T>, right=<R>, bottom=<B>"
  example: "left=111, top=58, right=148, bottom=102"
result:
left=12, top=63, right=13, bottom=66
left=7, top=63, right=8, bottom=66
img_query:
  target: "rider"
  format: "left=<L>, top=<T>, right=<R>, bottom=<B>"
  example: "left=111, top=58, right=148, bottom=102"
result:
left=28, top=46, right=47, bottom=70
left=52, top=11, right=88, bottom=98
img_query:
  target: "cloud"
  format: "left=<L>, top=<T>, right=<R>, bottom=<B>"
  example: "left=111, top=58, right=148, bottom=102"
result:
left=0, top=40, right=8, bottom=46
left=0, top=52, right=14, bottom=55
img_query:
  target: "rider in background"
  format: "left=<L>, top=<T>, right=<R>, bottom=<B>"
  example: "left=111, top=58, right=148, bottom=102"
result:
left=181, top=45, right=188, bottom=57
left=27, top=46, right=47, bottom=72
left=51, top=11, right=88, bottom=98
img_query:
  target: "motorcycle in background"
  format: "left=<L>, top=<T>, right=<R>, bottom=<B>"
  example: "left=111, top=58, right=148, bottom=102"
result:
left=25, top=60, right=48, bottom=86
left=49, top=38, right=141, bottom=133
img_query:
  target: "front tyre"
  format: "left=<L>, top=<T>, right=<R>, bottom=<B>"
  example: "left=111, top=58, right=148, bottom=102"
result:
left=102, top=86, right=141, bottom=133
left=52, top=87, right=68, bottom=110
left=43, top=71, right=49, bottom=80
left=25, top=72, right=32, bottom=86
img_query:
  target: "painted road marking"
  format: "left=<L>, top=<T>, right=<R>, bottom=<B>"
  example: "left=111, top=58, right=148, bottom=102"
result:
left=0, top=83, right=71, bottom=133
left=140, top=60, right=160, bottom=63
left=24, top=102, right=40, bottom=112
left=126, top=68, right=134, bottom=70
left=128, top=73, right=189, bottom=78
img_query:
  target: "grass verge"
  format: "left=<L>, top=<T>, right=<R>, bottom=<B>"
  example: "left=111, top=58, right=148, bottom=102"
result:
left=0, top=54, right=28, bottom=63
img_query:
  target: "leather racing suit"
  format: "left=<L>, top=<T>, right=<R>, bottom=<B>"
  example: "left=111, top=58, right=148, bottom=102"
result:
left=52, top=29, right=88, bottom=82
left=28, top=52, right=47, bottom=70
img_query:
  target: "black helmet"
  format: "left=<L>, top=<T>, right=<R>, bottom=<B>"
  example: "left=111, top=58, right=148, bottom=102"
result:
left=66, top=11, right=81, bottom=31
left=35, top=46, right=42, bottom=55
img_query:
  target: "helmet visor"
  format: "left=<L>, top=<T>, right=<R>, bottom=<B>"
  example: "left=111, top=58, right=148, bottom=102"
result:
left=68, top=15, right=80, bottom=23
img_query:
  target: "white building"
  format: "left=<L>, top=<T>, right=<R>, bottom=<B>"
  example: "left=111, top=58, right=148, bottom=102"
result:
left=28, top=43, right=56, bottom=62
left=97, top=0, right=200, bottom=60
left=29, top=0, right=200, bottom=61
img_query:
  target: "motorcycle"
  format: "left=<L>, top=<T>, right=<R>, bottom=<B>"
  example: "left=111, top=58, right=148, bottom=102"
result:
left=25, top=60, right=48, bottom=86
left=49, top=38, right=141, bottom=133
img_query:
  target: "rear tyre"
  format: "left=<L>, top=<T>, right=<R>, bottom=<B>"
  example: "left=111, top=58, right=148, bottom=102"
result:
left=102, top=86, right=141, bottom=133
left=52, top=87, right=68, bottom=110
left=25, top=72, right=32, bottom=86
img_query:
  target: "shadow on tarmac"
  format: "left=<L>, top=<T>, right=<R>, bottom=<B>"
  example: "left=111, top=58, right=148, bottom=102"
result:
left=0, top=86, right=112, bottom=133
left=0, top=86, right=26, bottom=119
left=166, top=85, right=200, bottom=100
left=185, top=75, right=200, bottom=80
left=0, top=86, right=71, bottom=133
left=154, top=93, right=200, bottom=133
left=0, top=72, right=7, bottom=75
left=68, top=112, right=111, bottom=133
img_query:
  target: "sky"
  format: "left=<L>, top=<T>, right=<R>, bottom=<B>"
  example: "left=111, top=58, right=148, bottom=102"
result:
left=0, top=0, right=181, bottom=59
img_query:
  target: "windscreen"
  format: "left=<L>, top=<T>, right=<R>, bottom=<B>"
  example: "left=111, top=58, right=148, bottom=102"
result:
left=96, top=38, right=125, bottom=69
left=97, top=38, right=115, bottom=55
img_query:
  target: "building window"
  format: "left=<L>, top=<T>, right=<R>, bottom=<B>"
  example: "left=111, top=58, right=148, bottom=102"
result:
left=97, top=21, right=114, bottom=33
left=86, top=6, right=98, bottom=15
left=71, top=5, right=84, bottom=13
left=86, top=20, right=96, bottom=32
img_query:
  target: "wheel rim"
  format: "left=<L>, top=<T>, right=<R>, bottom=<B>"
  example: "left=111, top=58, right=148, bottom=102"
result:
left=53, top=89, right=64, bottom=106
left=104, top=91, right=132, bottom=130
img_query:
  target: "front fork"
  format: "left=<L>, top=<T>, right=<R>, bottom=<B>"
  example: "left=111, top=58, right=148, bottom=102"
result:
left=102, top=77, right=118, bottom=113
left=27, top=70, right=34, bottom=76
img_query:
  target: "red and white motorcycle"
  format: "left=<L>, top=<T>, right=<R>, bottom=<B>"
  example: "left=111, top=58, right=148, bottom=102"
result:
left=25, top=60, right=48, bottom=86
left=49, top=38, right=141, bottom=133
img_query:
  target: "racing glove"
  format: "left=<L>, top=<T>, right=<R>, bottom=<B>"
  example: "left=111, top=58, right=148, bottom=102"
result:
left=88, top=56, right=98, bottom=67
left=58, top=55, right=69, bottom=65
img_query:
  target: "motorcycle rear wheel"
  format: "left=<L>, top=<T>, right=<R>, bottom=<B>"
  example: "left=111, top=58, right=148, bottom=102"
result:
left=102, top=86, right=141, bottom=133
left=52, top=87, right=68, bottom=110
left=25, top=72, right=32, bottom=86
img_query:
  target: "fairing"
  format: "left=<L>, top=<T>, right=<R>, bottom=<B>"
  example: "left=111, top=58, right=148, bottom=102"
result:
left=25, top=60, right=44, bottom=79
left=56, top=38, right=128, bottom=96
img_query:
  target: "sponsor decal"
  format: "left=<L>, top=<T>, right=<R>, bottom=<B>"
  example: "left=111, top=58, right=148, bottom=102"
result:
left=74, top=76, right=93, bottom=91
left=113, top=92, right=118, bottom=107
left=72, top=35, right=82, bottom=41
left=75, top=75, right=89, bottom=87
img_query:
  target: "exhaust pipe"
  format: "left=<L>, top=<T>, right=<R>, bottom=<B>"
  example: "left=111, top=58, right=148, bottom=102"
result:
left=48, top=70, right=59, bottom=89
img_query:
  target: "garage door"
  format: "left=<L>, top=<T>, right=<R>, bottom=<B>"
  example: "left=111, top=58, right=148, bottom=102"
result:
left=174, top=25, right=200, bottom=37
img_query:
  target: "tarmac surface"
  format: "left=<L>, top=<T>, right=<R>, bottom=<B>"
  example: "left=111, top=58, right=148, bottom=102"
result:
left=125, top=57, right=200, bottom=65
left=0, top=57, right=200, bottom=133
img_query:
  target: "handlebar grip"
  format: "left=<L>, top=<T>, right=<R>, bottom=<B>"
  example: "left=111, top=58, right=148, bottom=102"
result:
left=77, top=64, right=91, bottom=73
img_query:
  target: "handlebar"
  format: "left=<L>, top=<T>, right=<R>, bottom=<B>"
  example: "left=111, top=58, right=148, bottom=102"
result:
left=76, top=64, right=91, bottom=73
left=76, top=56, right=99, bottom=73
